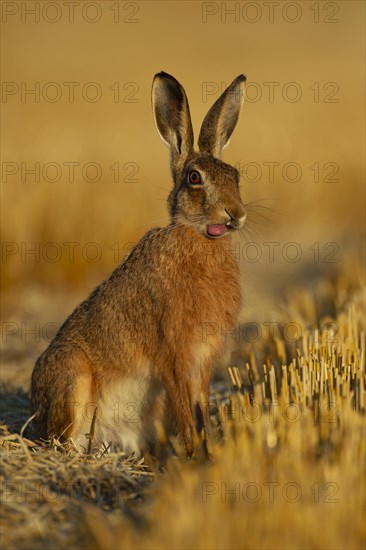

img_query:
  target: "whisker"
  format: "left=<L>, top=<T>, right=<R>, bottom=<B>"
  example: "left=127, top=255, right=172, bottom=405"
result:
left=246, top=213, right=277, bottom=226
left=245, top=205, right=280, bottom=216
left=246, top=217, right=271, bottom=227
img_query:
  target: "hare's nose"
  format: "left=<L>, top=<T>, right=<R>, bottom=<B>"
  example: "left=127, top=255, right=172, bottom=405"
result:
left=225, top=207, right=247, bottom=228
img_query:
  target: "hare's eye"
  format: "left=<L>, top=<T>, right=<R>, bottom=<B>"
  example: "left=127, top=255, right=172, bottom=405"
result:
left=188, top=170, right=201, bottom=185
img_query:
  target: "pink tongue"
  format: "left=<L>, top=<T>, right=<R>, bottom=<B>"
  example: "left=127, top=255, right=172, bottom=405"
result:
left=207, top=224, right=227, bottom=236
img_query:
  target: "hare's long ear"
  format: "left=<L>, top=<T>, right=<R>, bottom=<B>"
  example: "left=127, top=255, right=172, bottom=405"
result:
left=198, top=75, right=246, bottom=158
left=152, top=72, right=194, bottom=166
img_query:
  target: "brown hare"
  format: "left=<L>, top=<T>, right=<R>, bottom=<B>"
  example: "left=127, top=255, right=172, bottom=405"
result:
left=31, top=72, right=247, bottom=456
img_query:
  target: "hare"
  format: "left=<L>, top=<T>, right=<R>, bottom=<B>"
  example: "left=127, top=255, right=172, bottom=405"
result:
left=31, top=72, right=247, bottom=456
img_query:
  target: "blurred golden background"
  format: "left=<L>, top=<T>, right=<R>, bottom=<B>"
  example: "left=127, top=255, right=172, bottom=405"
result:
left=1, top=0, right=364, bottom=315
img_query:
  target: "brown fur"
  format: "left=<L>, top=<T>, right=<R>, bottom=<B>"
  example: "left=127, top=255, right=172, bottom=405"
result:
left=31, top=72, right=247, bottom=456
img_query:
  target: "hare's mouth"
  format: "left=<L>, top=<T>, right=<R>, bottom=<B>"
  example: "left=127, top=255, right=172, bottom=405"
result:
left=206, top=224, right=230, bottom=238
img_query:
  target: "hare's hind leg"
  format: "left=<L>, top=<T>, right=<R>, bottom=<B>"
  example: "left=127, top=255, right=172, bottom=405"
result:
left=31, top=347, right=94, bottom=448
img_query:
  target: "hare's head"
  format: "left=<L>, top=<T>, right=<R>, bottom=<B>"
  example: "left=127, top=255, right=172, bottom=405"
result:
left=152, top=72, right=246, bottom=239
